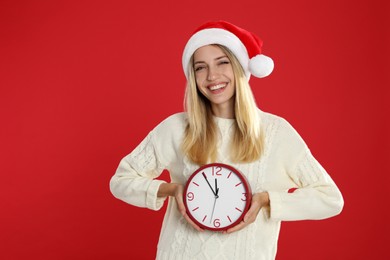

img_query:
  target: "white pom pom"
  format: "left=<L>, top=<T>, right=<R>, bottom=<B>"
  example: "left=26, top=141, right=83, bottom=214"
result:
left=249, top=54, right=274, bottom=78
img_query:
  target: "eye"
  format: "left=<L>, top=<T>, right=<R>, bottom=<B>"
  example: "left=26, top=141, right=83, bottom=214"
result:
left=194, top=66, right=205, bottom=72
left=219, top=60, right=230, bottom=65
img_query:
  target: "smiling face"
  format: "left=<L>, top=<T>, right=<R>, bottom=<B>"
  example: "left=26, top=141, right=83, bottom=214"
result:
left=193, top=45, right=236, bottom=118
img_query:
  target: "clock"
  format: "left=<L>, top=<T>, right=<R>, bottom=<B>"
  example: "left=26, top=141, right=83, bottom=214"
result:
left=183, top=163, right=252, bottom=231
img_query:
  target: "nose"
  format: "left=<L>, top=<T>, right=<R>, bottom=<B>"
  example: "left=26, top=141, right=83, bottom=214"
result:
left=207, top=66, right=218, bottom=81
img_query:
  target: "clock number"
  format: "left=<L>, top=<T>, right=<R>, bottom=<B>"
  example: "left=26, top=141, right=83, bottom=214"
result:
left=212, top=166, right=222, bottom=176
left=241, top=192, right=247, bottom=201
left=187, top=192, right=195, bottom=201
left=213, top=218, right=221, bottom=228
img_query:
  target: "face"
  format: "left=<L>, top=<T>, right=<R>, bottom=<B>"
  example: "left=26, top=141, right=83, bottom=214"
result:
left=193, top=45, right=235, bottom=114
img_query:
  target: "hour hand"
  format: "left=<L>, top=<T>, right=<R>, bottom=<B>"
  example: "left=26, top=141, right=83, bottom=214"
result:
left=215, top=178, right=219, bottom=196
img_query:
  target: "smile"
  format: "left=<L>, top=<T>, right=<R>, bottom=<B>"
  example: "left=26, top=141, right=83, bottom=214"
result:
left=208, top=83, right=227, bottom=91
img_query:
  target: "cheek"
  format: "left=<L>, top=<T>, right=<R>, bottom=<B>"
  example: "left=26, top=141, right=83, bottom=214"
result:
left=195, top=74, right=206, bottom=89
left=195, top=72, right=204, bottom=83
left=227, top=68, right=235, bottom=81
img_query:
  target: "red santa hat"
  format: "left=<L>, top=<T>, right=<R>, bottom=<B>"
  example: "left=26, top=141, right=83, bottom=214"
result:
left=182, top=20, right=274, bottom=80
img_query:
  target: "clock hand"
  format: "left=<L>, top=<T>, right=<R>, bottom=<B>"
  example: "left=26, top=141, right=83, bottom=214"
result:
left=210, top=196, right=217, bottom=223
left=202, top=172, right=218, bottom=198
left=215, top=178, right=219, bottom=196
left=211, top=179, right=219, bottom=223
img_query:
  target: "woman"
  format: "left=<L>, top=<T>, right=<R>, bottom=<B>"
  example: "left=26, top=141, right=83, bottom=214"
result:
left=110, top=20, right=344, bottom=260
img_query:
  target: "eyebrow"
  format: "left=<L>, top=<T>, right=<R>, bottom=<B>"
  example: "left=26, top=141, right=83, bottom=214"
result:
left=194, top=55, right=228, bottom=65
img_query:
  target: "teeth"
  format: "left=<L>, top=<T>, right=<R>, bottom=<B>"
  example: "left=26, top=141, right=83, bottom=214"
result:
left=209, top=84, right=226, bottom=91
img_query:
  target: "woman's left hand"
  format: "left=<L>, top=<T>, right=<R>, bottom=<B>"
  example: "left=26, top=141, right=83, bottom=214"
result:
left=225, top=192, right=270, bottom=234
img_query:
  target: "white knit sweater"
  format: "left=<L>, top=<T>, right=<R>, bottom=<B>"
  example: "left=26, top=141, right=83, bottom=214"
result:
left=110, top=110, right=344, bottom=260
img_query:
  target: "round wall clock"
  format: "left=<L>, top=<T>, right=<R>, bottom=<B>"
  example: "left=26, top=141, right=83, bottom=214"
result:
left=183, top=163, right=252, bottom=231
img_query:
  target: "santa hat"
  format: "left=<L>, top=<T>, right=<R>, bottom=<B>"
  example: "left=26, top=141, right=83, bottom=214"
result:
left=182, top=20, right=274, bottom=80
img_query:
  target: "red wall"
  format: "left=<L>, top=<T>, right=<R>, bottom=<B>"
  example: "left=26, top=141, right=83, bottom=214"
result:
left=0, top=0, right=388, bottom=259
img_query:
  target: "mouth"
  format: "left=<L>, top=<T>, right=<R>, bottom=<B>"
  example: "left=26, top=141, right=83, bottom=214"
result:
left=208, top=83, right=227, bottom=92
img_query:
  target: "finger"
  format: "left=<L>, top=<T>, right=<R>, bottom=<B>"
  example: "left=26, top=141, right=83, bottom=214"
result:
left=174, top=188, right=187, bottom=215
left=226, top=221, right=248, bottom=234
left=176, top=199, right=187, bottom=215
left=175, top=190, right=204, bottom=232
left=183, top=212, right=204, bottom=232
left=243, top=196, right=262, bottom=222
left=243, top=212, right=252, bottom=223
left=243, top=206, right=260, bottom=223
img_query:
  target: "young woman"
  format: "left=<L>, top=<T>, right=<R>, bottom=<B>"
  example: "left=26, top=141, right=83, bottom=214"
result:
left=110, top=20, right=344, bottom=260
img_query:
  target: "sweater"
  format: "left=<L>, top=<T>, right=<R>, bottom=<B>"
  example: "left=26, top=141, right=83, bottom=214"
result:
left=110, top=110, right=344, bottom=260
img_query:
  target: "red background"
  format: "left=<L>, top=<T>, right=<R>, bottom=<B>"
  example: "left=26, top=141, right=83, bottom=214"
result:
left=0, top=0, right=388, bottom=259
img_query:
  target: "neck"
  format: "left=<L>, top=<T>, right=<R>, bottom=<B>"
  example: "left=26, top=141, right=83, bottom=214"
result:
left=211, top=102, right=235, bottom=119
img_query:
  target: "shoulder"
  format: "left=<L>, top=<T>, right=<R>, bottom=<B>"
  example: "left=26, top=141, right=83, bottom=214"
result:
left=151, top=112, right=188, bottom=138
left=258, top=109, right=292, bottom=130
left=258, top=109, right=306, bottom=147
left=154, top=112, right=187, bottom=130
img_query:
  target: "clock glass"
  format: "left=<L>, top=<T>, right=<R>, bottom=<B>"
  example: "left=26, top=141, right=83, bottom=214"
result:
left=183, top=163, right=251, bottom=231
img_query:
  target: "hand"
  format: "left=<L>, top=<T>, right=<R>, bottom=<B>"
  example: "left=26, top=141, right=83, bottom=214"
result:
left=158, top=183, right=204, bottom=232
left=225, top=192, right=270, bottom=234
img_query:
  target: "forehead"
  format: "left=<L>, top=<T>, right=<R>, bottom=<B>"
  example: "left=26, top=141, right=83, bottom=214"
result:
left=193, top=45, right=227, bottom=61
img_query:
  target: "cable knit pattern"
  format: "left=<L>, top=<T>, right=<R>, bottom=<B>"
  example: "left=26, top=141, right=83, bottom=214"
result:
left=110, top=110, right=344, bottom=259
left=295, top=150, right=324, bottom=185
left=127, top=134, right=159, bottom=175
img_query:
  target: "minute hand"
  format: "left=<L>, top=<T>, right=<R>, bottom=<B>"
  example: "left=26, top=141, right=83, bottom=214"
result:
left=202, top=172, right=218, bottom=198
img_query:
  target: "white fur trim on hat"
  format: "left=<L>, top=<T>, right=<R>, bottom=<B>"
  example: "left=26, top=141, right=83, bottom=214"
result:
left=182, top=28, right=252, bottom=79
left=182, top=26, right=274, bottom=80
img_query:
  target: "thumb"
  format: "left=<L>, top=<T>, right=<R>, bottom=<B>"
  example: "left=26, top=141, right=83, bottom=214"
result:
left=243, top=208, right=254, bottom=223
left=178, top=203, right=186, bottom=216
left=244, top=199, right=261, bottom=223
left=175, top=193, right=187, bottom=216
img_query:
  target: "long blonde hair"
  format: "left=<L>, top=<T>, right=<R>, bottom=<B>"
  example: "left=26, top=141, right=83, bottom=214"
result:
left=182, top=45, right=264, bottom=165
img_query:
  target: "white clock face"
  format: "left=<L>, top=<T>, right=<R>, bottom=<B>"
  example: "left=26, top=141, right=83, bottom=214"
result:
left=184, top=163, right=251, bottom=231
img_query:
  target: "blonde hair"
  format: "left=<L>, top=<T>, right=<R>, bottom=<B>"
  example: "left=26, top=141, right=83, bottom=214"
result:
left=182, top=45, right=264, bottom=165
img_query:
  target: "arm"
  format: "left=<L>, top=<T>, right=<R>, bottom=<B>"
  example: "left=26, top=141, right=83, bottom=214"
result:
left=110, top=133, right=167, bottom=211
left=227, top=117, right=343, bottom=233
left=269, top=148, right=344, bottom=221
left=268, top=119, right=344, bottom=221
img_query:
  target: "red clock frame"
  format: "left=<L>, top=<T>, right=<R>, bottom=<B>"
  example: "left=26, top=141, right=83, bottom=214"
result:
left=183, top=163, right=252, bottom=231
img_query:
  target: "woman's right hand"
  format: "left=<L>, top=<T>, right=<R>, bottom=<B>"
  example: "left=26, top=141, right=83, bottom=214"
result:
left=158, top=183, right=204, bottom=232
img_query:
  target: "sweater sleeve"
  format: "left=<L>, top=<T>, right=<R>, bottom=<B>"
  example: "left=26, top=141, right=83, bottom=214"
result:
left=109, top=131, right=167, bottom=211
left=267, top=119, right=344, bottom=221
